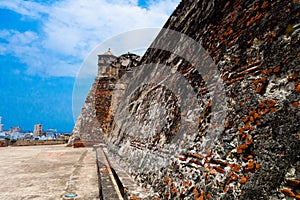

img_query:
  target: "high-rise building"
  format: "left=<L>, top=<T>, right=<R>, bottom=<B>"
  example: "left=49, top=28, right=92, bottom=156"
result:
left=9, top=126, right=22, bottom=134
left=33, top=124, right=42, bottom=137
left=46, top=129, right=57, bottom=139
left=0, top=116, right=3, bottom=132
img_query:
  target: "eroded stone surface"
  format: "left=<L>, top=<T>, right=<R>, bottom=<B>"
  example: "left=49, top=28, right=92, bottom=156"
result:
left=74, top=0, right=300, bottom=199
left=103, top=0, right=300, bottom=199
left=71, top=53, right=140, bottom=145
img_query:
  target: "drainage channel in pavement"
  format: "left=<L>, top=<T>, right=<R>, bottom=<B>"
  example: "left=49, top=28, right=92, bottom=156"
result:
left=95, top=144, right=151, bottom=200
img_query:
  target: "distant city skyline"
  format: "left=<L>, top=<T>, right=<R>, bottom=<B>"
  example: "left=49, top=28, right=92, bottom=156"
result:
left=0, top=0, right=180, bottom=132
left=0, top=116, right=61, bottom=132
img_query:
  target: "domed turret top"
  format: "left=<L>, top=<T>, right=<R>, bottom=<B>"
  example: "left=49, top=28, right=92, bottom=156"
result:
left=102, top=48, right=114, bottom=56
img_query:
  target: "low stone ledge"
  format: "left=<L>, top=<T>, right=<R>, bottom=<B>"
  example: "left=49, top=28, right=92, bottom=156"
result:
left=9, top=140, right=66, bottom=146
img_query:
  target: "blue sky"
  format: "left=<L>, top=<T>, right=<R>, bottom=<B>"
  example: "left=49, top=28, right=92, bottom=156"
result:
left=0, top=0, right=180, bottom=132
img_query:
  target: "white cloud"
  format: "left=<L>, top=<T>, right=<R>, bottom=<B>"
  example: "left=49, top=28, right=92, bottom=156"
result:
left=0, top=0, right=180, bottom=77
left=0, top=0, right=48, bottom=18
left=0, top=30, right=38, bottom=45
left=0, top=29, right=79, bottom=76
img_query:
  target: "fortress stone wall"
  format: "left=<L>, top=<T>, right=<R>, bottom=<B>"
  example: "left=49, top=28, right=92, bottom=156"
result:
left=72, top=52, right=140, bottom=145
left=74, top=0, right=300, bottom=199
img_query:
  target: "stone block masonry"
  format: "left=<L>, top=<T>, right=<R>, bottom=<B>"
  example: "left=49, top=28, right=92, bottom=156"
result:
left=72, top=52, right=140, bottom=145
left=74, top=0, right=300, bottom=199
left=104, top=0, right=300, bottom=199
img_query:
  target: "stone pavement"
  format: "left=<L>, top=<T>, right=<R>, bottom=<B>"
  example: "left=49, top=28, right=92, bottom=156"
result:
left=0, top=145, right=99, bottom=200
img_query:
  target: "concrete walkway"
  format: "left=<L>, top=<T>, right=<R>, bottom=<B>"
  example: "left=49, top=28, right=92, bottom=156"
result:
left=0, top=145, right=99, bottom=200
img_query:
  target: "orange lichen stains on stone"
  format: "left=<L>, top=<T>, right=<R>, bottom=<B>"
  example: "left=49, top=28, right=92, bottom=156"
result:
left=130, top=196, right=142, bottom=200
left=178, top=156, right=187, bottom=161
left=231, top=164, right=241, bottom=173
left=206, top=192, right=212, bottom=199
left=171, top=188, right=178, bottom=195
left=240, top=177, right=248, bottom=184
left=288, top=73, right=299, bottom=82
left=256, top=120, right=262, bottom=126
left=237, top=143, right=248, bottom=153
left=258, top=102, right=265, bottom=108
left=239, top=127, right=245, bottom=135
left=253, top=77, right=268, bottom=93
left=280, top=188, right=296, bottom=197
left=189, top=159, right=202, bottom=166
left=249, top=110, right=256, bottom=116
left=231, top=174, right=239, bottom=181
left=263, top=108, right=269, bottom=115
left=254, top=112, right=261, bottom=119
left=252, top=79, right=259, bottom=85
left=211, top=158, right=228, bottom=166
left=210, top=166, right=225, bottom=173
left=223, top=185, right=229, bottom=192
left=223, top=122, right=230, bottom=128
left=255, top=85, right=264, bottom=93
left=273, top=66, right=281, bottom=73
left=255, top=163, right=261, bottom=169
left=198, top=117, right=203, bottom=124
left=197, top=191, right=205, bottom=200
left=239, top=144, right=248, bottom=149
left=270, top=107, right=278, bottom=113
left=246, top=13, right=262, bottom=27
left=242, top=116, right=249, bottom=123
left=182, top=180, right=188, bottom=188
left=187, top=153, right=205, bottom=160
left=192, top=188, right=199, bottom=198
left=206, top=149, right=212, bottom=157
left=261, top=77, right=267, bottom=82
left=262, top=68, right=273, bottom=74
left=296, top=84, right=300, bottom=93
left=265, top=99, right=276, bottom=107
left=165, top=191, right=170, bottom=198
left=292, top=101, right=299, bottom=108
left=239, top=101, right=245, bottom=107
left=265, top=132, right=272, bottom=138
left=252, top=4, right=259, bottom=12
left=246, top=160, right=255, bottom=171
left=163, top=175, right=169, bottom=184
left=244, top=121, right=250, bottom=130
left=286, top=179, right=300, bottom=187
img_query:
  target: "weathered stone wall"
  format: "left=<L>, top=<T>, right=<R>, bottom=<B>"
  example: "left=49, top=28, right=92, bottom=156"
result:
left=72, top=53, right=140, bottom=145
left=104, top=0, right=300, bottom=199
left=95, top=53, right=141, bottom=138
left=72, top=76, right=104, bottom=144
